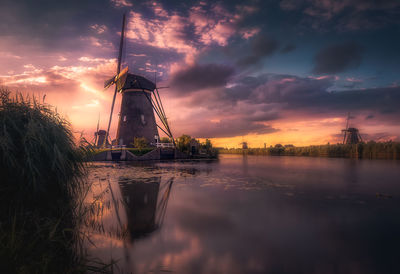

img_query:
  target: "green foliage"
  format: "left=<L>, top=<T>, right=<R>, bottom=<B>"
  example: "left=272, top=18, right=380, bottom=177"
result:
left=127, top=147, right=154, bottom=156
left=175, top=135, right=218, bottom=158
left=160, top=137, right=171, bottom=143
left=200, top=138, right=218, bottom=158
left=176, top=134, right=192, bottom=153
left=219, top=142, right=400, bottom=159
left=204, top=139, right=212, bottom=150
left=133, top=136, right=149, bottom=150
left=0, top=88, right=100, bottom=273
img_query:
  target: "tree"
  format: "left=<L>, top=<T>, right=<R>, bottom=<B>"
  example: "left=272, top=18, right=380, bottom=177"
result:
left=176, top=134, right=192, bottom=152
left=200, top=138, right=213, bottom=153
left=205, top=139, right=212, bottom=150
left=160, top=137, right=171, bottom=143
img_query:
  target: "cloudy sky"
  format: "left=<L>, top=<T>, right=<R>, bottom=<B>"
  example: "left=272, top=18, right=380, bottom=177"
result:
left=1, top=0, right=400, bottom=147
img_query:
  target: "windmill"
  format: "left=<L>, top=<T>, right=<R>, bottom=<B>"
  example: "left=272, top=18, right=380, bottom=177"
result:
left=341, top=113, right=363, bottom=144
left=103, top=14, right=174, bottom=148
left=239, top=137, right=248, bottom=150
left=92, top=113, right=109, bottom=147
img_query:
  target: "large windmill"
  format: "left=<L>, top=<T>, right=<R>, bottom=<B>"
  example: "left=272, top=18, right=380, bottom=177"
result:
left=103, top=14, right=174, bottom=147
left=342, top=113, right=363, bottom=144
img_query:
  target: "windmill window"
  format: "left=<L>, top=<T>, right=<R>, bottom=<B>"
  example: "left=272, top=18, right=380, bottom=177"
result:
left=141, top=114, right=146, bottom=125
left=123, top=115, right=127, bottom=122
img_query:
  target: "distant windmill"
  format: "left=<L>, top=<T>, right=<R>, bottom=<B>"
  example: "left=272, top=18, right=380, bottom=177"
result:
left=92, top=113, right=107, bottom=147
left=103, top=14, right=174, bottom=147
left=93, top=114, right=110, bottom=147
left=93, top=113, right=100, bottom=145
left=239, top=138, right=248, bottom=150
left=341, top=113, right=363, bottom=144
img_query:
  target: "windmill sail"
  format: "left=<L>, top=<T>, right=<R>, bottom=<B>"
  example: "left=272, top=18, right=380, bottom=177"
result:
left=103, top=13, right=126, bottom=147
left=104, top=66, right=129, bottom=91
left=94, top=113, right=100, bottom=145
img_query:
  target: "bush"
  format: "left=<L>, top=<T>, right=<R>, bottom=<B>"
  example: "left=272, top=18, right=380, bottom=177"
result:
left=132, top=136, right=149, bottom=150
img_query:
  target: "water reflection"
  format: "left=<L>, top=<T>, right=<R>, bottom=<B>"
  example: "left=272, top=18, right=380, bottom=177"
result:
left=85, top=156, right=400, bottom=274
left=344, top=159, right=359, bottom=194
left=84, top=171, right=174, bottom=272
left=118, top=177, right=173, bottom=240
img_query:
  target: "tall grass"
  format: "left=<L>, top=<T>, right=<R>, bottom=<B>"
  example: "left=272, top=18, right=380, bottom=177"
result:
left=0, top=88, right=105, bottom=273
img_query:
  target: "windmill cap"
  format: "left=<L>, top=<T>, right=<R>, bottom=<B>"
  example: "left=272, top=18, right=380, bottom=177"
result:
left=122, top=73, right=156, bottom=92
left=342, top=127, right=359, bottom=131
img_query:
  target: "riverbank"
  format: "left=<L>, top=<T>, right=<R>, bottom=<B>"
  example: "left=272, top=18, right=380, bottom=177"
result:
left=219, top=142, right=400, bottom=160
left=90, top=147, right=218, bottom=161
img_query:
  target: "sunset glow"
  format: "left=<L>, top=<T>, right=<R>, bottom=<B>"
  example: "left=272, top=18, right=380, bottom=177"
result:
left=1, top=0, right=399, bottom=147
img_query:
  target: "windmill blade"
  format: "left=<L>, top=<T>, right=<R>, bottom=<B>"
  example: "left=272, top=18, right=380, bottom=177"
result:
left=104, top=66, right=129, bottom=90
left=104, top=13, right=127, bottom=147
left=116, top=66, right=129, bottom=92
left=96, top=113, right=100, bottom=132
left=104, top=76, right=115, bottom=89
left=345, top=112, right=350, bottom=130
left=94, top=113, right=100, bottom=146
left=154, top=87, right=175, bottom=145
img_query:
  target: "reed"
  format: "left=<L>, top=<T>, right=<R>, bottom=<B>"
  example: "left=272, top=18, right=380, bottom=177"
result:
left=0, top=88, right=111, bottom=273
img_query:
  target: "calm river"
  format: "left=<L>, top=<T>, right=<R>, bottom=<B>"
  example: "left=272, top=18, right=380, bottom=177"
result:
left=85, top=154, right=400, bottom=274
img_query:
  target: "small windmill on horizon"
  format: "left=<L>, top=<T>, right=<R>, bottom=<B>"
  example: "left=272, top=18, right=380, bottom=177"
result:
left=239, top=137, right=248, bottom=150
left=341, top=113, right=363, bottom=144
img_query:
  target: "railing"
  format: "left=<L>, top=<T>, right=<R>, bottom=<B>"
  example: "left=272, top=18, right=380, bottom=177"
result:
left=110, top=143, right=175, bottom=149
left=155, top=142, right=175, bottom=148
left=111, top=145, right=127, bottom=150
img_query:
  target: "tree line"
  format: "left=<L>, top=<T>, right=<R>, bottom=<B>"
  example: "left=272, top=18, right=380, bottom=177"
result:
left=219, top=141, right=400, bottom=160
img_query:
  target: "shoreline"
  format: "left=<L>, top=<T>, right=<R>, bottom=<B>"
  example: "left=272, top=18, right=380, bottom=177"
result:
left=219, top=142, right=400, bottom=160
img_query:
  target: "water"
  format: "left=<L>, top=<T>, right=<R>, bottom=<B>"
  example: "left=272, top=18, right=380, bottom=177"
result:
left=84, top=155, right=400, bottom=274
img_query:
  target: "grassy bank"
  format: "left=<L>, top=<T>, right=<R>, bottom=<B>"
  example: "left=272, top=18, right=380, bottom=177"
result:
left=219, top=142, right=400, bottom=160
left=93, top=147, right=154, bottom=156
left=0, top=89, right=107, bottom=273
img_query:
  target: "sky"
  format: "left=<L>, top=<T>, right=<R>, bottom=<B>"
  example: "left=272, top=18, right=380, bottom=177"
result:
left=1, top=0, right=400, bottom=147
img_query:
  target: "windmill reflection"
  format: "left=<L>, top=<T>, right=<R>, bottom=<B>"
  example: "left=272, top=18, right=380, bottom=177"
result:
left=117, top=176, right=174, bottom=240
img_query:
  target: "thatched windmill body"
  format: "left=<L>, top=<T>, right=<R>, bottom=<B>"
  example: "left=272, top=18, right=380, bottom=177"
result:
left=103, top=14, right=174, bottom=147
left=114, top=73, right=159, bottom=146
